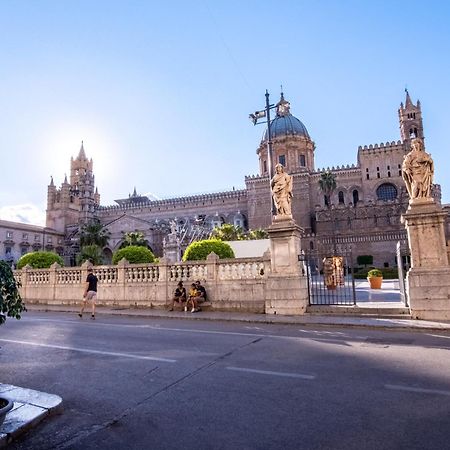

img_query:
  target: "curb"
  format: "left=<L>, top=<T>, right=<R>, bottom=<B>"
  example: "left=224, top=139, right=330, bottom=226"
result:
left=0, top=385, right=63, bottom=448
left=25, top=305, right=450, bottom=332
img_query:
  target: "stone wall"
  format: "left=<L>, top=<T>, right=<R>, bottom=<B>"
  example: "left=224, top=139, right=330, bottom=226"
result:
left=15, top=254, right=271, bottom=313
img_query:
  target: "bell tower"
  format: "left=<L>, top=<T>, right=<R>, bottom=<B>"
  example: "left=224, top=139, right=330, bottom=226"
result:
left=46, top=142, right=101, bottom=232
left=398, top=89, right=424, bottom=143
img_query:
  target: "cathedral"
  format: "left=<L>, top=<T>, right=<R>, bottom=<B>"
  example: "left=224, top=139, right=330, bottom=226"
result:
left=3, top=90, right=447, bottom=268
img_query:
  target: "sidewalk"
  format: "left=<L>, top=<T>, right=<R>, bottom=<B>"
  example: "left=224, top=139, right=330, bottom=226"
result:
left=26, top=304, right=450, bottom=331
left=0, top=384, right=62, bottom=448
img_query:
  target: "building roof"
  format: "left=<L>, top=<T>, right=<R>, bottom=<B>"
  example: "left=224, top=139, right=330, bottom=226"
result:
left=262, top=93, right=310, bottom=141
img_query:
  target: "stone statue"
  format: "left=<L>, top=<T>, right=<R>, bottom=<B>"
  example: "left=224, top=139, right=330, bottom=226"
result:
left=402, top=138, right=434, bottom=200
left=271, top=163, right=293, bottom=216
left=169, top=220, right=177, bottom=235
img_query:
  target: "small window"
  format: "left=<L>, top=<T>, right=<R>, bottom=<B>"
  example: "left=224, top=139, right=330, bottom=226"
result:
left=6, top=231, right=12, bottom=239
left=376, top=167, right=379, bottom=171
left=338, top=191, right=345, bottom=204
left=353, top=190, right=359, bottom=205
left=387, top=166, right=390, bottom=170
left=21, top=247, right=28, bottom=256
left=388, top=171, right=391, bottom=177
left=35, top=234, right=40, bottom=241
left=324, top=195, right=329, bottom=207
left=263, top=160, right=267, bottom=173
left=47, top=236, right=52, bottom=243
left=377, top=173, right=380, bottom=178
left=365, top=168, right=369, bottom=172
left=278, top=155, right=286, bottom=166
left=384, top=262, right=389, bottom=268
left=309, top=241, right=314, bottom=250
left=5, top=246, right=12, bottom=255
left=22, top=233, right=28, bottom=240
left=299, top=155, right=306, bottom=167
left=366, top=174, right=370, bottom=180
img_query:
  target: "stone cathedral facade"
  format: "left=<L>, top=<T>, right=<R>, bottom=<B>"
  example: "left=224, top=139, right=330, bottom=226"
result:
left=4, top=90, right=446, bottom=267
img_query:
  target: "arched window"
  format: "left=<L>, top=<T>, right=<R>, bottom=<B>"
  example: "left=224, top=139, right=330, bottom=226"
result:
left=309, top=241, right=314, bottom=250
left=338, top=191, right=345, bottom=204
left=352, top=190, right=359, bottom=205
left=299, top=154, right=306, bottom=167
left=376, top=183, right=398, bottom=201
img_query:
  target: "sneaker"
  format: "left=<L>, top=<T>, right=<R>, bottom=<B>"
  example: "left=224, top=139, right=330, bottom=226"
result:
left=191, top=308, right=196, bottom=313
left=91, top=315, right=95, bottom=320
left=184, top=307, right=188, bottom=312
left=78, top=313, right=82, bottom=318
left=168, top=308, right=174, bottom=312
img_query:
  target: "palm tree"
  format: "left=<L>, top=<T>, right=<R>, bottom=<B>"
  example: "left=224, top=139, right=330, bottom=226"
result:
left=76, top=244, right=104, bottom=266
left=247, top=228, right=269, bottom=240
left=79, top=220, right=110, bottom=248
left=210, top=224, right=245, bottom=241
left=120, top=231, right=149, bottom=248
left=318, top=171, right=337, bottom=208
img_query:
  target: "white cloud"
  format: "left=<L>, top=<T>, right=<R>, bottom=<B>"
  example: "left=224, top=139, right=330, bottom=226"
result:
left=0, top=204, right=45, bottom=226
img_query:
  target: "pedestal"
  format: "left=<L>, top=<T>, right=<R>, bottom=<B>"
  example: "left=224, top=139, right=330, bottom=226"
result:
left=163, top=235, right=181, bottom=263
left=401, top=198, right=448, bottom=268
left=265, top=217, right=308, bottom=315
left=402, top=198, right=450, bottom=320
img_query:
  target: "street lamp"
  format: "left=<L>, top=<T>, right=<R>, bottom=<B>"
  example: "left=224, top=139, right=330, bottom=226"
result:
left=249, top=90, right=277, bottom=217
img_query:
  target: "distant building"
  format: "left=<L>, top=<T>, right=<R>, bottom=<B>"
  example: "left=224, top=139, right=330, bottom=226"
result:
left=2, top=90, right=449, bottom=267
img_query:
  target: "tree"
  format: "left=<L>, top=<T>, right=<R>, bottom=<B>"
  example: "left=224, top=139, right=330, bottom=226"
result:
left=79, top=220, right=110, bottom=248
left=210, top=224, right=245, bottom=241
left=76, top=245, right=104, bottom=266
left=183, top=239, right=235, bottom=261
left=318, top=171, right=337, bottom=208
left=0, top=261, right=26, bottom=325
left=17, top=251, right=64, bottom=269
left=112, top=246, right=156, bottom=265
left=120, top=231, right=149, bottom=248
left=246, top=228, right=269, bottom=240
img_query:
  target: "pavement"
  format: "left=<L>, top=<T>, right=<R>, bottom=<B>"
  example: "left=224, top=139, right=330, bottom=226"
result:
left=0, top=384, right=62, bottom=448
left=2, top=301, right=450, bottom=447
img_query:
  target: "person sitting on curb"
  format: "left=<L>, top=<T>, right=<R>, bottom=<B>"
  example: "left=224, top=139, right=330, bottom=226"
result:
left=168, top=281, right=186, bottom=311
left=193, top=280, right=207, bottom=311
left=186, top=283, right=200, bottom=313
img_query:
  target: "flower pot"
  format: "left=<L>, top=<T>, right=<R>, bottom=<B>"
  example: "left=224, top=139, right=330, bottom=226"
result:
left=368, top=276, right=383, bottom=289
left=0, top=397, right=14, bottom=427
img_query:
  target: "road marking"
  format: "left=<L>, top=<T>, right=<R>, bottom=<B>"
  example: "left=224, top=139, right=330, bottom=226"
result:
left=385, top=384, right=450, bottom=397
left=0, top=338, right=176, bottom=363
left=226, top=366, right=315, bottom=380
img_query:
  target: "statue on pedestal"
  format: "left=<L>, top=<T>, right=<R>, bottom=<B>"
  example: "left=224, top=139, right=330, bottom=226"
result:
left=271, top=163, right=293, bottom=217
left=402, top=138, right=434, bottom=200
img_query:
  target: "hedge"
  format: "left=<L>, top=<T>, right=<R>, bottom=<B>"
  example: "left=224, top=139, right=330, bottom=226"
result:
left=112, top=246, right=155, bottom=265
left=353, top=267, right=399, bottom=280
left=182, top=239, right=235, bottom=261
left=17, top=251, right=64, bottom=269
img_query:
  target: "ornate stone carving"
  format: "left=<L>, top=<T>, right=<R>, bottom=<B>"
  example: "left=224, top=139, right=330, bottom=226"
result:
left=270, top=164, right=293, bottom=217
left=402, top=138, right=434, bottom=200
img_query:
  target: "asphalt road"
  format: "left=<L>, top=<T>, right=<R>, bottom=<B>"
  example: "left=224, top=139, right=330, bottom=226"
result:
left=1, top=311, right=450, bottom=450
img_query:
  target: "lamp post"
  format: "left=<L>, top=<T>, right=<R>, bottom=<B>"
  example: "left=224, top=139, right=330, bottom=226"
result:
left=249, top=90, right=277, bottom=217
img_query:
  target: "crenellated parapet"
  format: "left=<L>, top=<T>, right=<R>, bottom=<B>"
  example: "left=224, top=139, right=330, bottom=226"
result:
left=97, top=189, right=247, bottom=214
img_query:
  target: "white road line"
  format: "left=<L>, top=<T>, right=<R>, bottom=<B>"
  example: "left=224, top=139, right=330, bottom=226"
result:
left=226, top=366, right=315, bottom=380
left=385, top=384, right=450, bottom=396
left=0, top=338, right=176, bottom=363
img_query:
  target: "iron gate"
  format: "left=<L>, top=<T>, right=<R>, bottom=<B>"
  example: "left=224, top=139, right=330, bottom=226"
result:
left=304, top=250, right=356, bottom=305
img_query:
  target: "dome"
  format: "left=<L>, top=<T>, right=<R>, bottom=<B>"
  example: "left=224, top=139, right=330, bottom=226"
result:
left=263, top=114, right=310, bottom=141
left=262, top=93, right=310, bottom=141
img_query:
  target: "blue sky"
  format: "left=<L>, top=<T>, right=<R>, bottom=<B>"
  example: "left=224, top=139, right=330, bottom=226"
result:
left=1, top=0, right=449, bottom=225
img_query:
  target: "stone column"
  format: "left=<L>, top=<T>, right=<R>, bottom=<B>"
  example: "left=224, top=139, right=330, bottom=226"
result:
left=265, top=217, right=309, bottom=315
left=402, top=198, right=450, bottom=320
left=163, top=234, right=181, bottom=263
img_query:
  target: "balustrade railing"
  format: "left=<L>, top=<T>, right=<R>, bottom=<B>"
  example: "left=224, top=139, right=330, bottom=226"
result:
left=28, top=270, right=50, bottom=284
left=57, top=269, right=82, bottom=284
left=125, top=265, right=159, bottom=283
left=218, top=259, right=265, bottom=280
left=95, top=266, right=118, bottom=283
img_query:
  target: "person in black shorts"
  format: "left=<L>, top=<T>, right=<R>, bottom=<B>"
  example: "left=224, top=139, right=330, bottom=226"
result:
left=79, top=267, right=98, bottom=319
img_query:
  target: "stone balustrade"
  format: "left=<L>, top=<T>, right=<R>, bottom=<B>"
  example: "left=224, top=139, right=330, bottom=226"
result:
left=15, top=253, right=272, bottom=313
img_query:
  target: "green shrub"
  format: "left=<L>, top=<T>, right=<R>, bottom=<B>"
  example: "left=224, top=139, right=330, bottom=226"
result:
left=17, top=251, right=64, bottom=269
left=367, top=269, right=383, bottom=278
left=112, top=246, right=155, bottom=265
left=183, top=239, right=235, bottom=261
left=76, top=245, right=104, bottom=266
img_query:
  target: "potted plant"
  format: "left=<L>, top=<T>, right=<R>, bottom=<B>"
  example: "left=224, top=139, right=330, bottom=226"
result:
left=0, top=261, right=25, bottom=423
left=367, top=268, right=383, bottom=289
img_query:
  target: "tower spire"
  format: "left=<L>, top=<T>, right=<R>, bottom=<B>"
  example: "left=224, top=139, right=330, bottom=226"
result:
left=405, top=88, right=413, bottom=107
left=78, top=140, right=86, bottom=160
